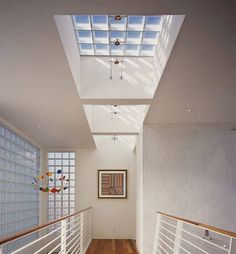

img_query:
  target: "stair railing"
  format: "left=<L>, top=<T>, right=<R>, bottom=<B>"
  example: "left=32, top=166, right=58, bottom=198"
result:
left=153, top=211, right=236, bottom=254
left=0, top=207, right=92, bottom=254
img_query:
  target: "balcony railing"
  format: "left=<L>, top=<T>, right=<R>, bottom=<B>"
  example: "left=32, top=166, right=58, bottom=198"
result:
left=0, top=207, right=92, bottom=254
left=153, top=212, right=236, bottom=254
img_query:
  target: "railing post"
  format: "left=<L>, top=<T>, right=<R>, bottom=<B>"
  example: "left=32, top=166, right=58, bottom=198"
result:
left=61, top=219, right=67, bottom=254
left=174, top=220, right=183, bottom=254
left=230, top=238, right=236, bottom=254
left=0, top=245, right=4, bottom=254
left=80, top=212, right=84, bottom=252
left=153, top=213, right=161, bottom=254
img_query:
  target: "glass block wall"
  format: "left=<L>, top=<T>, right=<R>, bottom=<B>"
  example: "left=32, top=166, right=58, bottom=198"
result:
left=47, top=152, right=75, bottom=221
left=0, top=124, right=40, bottom=252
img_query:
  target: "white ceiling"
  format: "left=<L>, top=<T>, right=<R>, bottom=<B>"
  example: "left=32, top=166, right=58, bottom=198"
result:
left=0, top=0, right=235, bottom=149
left=83, top=105, right=149, bottom=133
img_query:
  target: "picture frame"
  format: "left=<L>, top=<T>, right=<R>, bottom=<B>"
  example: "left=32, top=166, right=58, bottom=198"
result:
left=98, top=169, right=127, bottom=199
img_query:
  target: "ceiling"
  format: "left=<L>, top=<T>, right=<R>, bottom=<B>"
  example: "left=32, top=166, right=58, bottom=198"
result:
left=0, top=0, right=235, bottom=149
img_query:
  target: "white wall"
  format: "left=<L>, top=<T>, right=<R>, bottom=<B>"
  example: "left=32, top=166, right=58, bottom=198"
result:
left=75, top=136, right=136, bottom=239
left=142, top=123, right=236, bottom=254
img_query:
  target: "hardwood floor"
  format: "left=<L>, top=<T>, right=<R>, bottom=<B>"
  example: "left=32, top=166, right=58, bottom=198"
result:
left=86, top=239, right=138, bottom=254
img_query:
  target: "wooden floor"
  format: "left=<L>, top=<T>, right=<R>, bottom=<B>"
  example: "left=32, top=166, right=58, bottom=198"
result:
left=86, top=239, right=138, bottom=254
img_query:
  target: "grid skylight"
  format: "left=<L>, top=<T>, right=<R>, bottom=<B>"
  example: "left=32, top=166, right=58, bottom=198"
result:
left=72, top=15, right=163, bottom=56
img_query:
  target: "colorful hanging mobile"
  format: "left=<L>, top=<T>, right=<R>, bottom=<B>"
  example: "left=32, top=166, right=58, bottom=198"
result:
left=32, top=169, right=70, bottom=193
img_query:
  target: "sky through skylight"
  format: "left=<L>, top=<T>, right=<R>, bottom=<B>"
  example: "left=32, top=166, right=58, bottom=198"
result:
left=72, top=15, right=163, bottom=57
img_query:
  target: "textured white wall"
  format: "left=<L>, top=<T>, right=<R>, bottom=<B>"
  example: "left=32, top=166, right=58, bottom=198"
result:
left=75, top=136, right=136, bottom=239
left=142, top=123, right=236, bottom=254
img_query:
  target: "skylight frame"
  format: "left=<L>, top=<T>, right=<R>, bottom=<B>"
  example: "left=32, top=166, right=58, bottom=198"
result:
left=72, top=15, right=163, bottom=57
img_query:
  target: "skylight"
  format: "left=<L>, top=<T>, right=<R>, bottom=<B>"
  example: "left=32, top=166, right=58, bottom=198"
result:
left=72, top=15, right=163, bottom=57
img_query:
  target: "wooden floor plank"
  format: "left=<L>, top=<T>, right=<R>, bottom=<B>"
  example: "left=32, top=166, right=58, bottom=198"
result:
left=86, top=239, right=138, bottom=254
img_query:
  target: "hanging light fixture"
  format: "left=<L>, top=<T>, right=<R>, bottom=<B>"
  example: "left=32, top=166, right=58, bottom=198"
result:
left=111, top=105, right=120, bottom=120
left=109, top=59, right=124, bottom=79
left=111, top=135, right=119, bottom=141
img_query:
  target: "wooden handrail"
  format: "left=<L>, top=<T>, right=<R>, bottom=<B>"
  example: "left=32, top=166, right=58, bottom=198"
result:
left=0, top=207, right=92, bottom=246
left=158, top=211, right=236, bottom=238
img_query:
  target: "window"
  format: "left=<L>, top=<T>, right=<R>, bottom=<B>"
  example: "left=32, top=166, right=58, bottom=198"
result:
left=47, top=152, right=75, bottom=221
left=72, top=15, right=163, bottom=56
left=0, top=124, right=40, bottom=252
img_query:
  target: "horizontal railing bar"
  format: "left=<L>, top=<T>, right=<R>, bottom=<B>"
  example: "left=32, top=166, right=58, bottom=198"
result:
left=71, top=241, right=81, bottom=254
left=158, top=212, right=236, bottom=238
left=47, top=240, right=62, bottom=254
left=160, top=220, right=177, bottom=230
left=160, top=225, right=176, bottom=237
left=67, top=217, right=80, bottom=225
left=182, top=228, right=229, bottom=251
left=156, top=242, right=169, bottom=254
left=181, top=237, right=209, bottom=254
left=66, top=229, right=81, bottom=244
left=158, top=236, right=174, bottom=251
left=178, top=244, right=191, bottom=254
left=67, top=222, right=81, bottom=233
left=33, top=234, right=61, bottom=254
left=159, top=231, right=175, bottom=244
left=0, top=207, right=92, bottom=245
left=67, top=235, right=81, bottom=253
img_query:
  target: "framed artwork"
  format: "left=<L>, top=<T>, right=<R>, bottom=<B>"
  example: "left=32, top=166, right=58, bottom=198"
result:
left=98, top=170, right=127, bottom=199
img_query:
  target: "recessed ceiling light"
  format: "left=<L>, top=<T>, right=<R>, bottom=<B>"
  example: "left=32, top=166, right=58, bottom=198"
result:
left=112, top=135, right=118, bottom=141
left=185, top=108, right=192, bottom=113
left=115, top=15, right=122, bottom=21
left=37, top=124, right=43, bottom=128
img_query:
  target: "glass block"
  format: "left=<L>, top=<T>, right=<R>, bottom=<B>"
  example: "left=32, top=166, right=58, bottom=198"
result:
left=110, top=31, right=125, bottom=42
left=110, top=16, right=127, bottom=30
left=126, top=31, right=142, bottom=44
left=79, top=43, right=94, bottom=55
left=91, top=15, right=108, bottom=30
left=95, top=33, right=108, bottom=45
left=73, top=15, right=91, bottom=30
left=95, top=44, right=109, bottom=55
left=62, top=153, right=69, bottom=159
left=143, top=31, right=159, bottom=44
left=127, top=16, right=145, bottom=31
left=140, top=44, right=156, bottom=56
left=76, top=30, right=93, bottom=43
left=145, top=16, right=163, bottom=31
left=69, top=153, right=75, bottom=159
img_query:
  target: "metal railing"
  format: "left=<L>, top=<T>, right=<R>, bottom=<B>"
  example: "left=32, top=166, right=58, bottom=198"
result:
left=0, top=207, right=92, bottom=254
left=153, top=212, right=236, bottom=254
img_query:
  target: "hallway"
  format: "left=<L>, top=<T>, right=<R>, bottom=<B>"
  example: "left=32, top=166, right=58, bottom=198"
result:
left=86, top=239, right=138, bottom=254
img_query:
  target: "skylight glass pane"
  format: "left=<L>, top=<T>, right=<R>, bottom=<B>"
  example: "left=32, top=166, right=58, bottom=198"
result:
left=127, top=16, right=145, bottom=31
left=127, top=31, right=142, bottom=44
left=125, top=44, right=140, bottom=56
left=73, top=15, right=91, bottom=30
left=93, top=31, right=109, bottom=43
left=110, top=16, right=127, bottom=30
left=95, top=44, right=109, bottom=55
left=145, top=16, right=163, bottom=31
left=140, top=44, right=156, bottom=56
left=110, top=31, right=125, bottom=41
left=79, top=43, right=94, bottom=55
left=73, top=14, right=163, bottom=56
left=142, top=31, right=159, bottom=44
left=76, top=31, right=93, bottom=43
left=110, top=44, right=124, bottom=56
left=91, top=15, right=108, bottom=30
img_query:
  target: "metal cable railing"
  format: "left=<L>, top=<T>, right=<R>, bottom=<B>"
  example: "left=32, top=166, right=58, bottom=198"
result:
left=153, top=212, right=236, bottom=254
left=0, top=207, right=92, bottom=254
